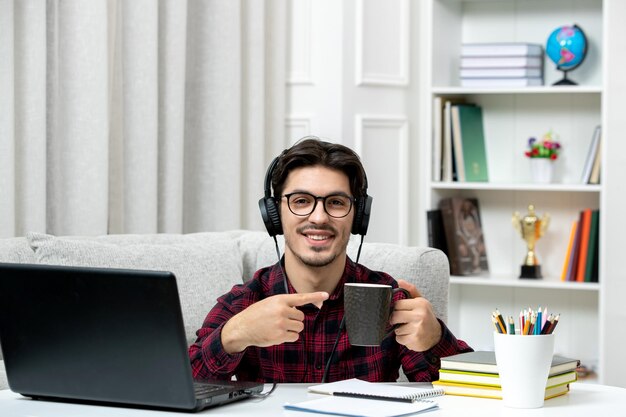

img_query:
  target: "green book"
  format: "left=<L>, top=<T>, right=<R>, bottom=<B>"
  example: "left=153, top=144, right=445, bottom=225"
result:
left=455, top=104, right=489, bottom=182
left=584, top=210, right=600, bottom=282
left=440, top=351, right=580, bottom=376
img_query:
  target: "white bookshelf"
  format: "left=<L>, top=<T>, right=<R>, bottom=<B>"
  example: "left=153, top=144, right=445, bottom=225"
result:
left=419, top=0, right=615, bottom=383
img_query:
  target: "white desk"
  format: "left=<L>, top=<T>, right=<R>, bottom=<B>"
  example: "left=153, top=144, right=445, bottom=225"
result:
left=1, top=383, right=625, bottom=416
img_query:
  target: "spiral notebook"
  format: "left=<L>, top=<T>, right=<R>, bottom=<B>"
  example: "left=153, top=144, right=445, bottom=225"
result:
left=283, top=379, right=442, bottom=417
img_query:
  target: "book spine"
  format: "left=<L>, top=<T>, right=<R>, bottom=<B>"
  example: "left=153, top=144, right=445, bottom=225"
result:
left=584, top=210, right=600, bottom=282
left=575, top=209, right=592, bottom=282
left=561, top=221, right=578, bottom=281
left=458, top=105, right=488, bottom=182
left=426, top=209, right=448, bottom=255
left=438, top=198, right=460, bottom=276
left=567, top=213, right=583, bottom=281
left=580, top=126, right=601, bottom=183
left=589, top=136, right=602, bottom=184
left=432, top=96, right=443, bottom=182
left=451, top=105, right=466, bottom=182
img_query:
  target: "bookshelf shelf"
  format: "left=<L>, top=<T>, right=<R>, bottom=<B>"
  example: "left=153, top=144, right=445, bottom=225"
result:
left=432, top=86, right=603, bottom=95
left=450, top=276, right=600, bottom=291
left=430, top=182, right=602, bottom=193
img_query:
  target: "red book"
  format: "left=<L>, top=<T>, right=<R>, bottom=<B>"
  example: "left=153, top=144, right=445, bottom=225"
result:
left=575, top=209, right=592, bottom=282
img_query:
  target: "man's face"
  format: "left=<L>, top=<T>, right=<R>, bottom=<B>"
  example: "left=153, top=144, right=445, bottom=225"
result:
left=280, top=165, right=354, bottom=268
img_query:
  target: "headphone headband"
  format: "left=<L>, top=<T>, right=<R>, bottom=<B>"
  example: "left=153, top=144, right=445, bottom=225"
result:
left=258, top=153, right=372, bottom=237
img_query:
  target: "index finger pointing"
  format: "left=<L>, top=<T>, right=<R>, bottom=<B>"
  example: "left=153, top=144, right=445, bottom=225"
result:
left=286, top=291, right=329, bottom=308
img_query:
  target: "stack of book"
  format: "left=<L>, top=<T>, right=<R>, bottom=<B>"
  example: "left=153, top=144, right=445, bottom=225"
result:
left=460, top=43, right=544, bottom=87
left=433, top=351, right=579, bottom=400
left=561, top=209, right=600, bottom=283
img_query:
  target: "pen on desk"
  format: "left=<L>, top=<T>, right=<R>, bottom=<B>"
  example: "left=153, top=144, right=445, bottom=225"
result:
left=333, top=392, right=414, bottom=403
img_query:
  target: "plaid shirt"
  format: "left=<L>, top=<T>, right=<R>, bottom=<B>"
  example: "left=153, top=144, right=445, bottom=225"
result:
left=189, top=258, right=472, bottom=383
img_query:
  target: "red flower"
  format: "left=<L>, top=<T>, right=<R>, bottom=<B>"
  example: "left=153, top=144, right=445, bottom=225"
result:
left=550, top=153, right=557, bottom=160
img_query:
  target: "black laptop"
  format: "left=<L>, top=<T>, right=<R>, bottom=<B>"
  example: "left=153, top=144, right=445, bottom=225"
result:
left=0, top=263, right=264, bottom=411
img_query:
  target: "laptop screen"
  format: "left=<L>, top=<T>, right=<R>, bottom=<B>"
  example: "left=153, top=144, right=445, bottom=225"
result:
left=0, top=263, right=205, bottom=409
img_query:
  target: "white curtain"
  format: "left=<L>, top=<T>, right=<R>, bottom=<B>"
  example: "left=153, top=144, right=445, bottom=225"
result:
left=0, top=0, right=287, bottom=238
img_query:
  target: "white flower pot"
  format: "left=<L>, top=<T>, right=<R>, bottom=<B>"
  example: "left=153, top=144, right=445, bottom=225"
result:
left=530, top=158, right=554, bottom=183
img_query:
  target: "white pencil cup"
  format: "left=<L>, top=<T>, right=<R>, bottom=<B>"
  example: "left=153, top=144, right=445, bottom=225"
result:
left=493, top=332, right=555, bottom=408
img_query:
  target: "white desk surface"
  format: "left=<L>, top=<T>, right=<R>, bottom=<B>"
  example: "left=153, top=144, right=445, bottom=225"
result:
left=1, top=383, right=625, bottom=416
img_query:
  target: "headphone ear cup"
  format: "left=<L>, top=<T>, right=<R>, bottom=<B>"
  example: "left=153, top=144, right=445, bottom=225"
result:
left=352, top=195, right=372, bottom=235
left=259, top=197, right=283, bottom=236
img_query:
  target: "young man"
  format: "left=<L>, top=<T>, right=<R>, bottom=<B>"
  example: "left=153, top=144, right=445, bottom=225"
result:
left=189, top=138, right=472, bottom=383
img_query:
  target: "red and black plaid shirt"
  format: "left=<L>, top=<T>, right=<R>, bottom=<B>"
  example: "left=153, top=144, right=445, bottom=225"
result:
left=189, top=258, right=472, bottom=383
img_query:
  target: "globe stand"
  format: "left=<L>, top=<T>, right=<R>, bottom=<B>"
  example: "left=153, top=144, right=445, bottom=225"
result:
left=553, top=70, right=577, bottom=86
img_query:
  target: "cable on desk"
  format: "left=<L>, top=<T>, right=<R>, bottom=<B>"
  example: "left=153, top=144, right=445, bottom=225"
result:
left=246, top=382, right=277, bottom=398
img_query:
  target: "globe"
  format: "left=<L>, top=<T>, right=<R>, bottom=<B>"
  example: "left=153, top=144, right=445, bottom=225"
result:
left=546, top=24, right=588, bottom=85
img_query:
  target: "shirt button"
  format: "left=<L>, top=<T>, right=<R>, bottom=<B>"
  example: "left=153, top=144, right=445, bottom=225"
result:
left=315, top=363, right=322, bottom=370
left=216, top=359, right=222, bottom=366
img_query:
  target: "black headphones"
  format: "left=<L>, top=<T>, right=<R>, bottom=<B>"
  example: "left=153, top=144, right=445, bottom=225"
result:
left=258, top=156, right=373, bottom=237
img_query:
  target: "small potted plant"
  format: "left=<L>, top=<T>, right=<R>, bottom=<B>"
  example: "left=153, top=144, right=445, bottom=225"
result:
left=525, top=130, right=561, bottom=183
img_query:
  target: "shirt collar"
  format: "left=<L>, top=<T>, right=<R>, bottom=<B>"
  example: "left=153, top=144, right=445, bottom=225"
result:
left=266, top=256, right=361, bottom=300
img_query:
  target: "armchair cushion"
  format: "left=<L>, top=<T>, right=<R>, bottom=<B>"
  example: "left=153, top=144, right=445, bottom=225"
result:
left=26, top=232, right=243, bottom=344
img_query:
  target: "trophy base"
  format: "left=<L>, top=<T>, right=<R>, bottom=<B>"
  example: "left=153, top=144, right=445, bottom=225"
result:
left=520, top=265, right=542, bottom=279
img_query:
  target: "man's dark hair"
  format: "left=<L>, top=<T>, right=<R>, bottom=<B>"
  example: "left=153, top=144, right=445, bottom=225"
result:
left=271, top=137, right=367, bottom=200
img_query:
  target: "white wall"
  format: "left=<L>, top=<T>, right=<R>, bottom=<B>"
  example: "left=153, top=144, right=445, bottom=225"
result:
left=286, top=0, right=422, bottom=245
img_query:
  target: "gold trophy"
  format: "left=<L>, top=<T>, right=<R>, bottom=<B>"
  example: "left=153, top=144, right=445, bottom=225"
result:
left=512, top=204, right=550, bottom=279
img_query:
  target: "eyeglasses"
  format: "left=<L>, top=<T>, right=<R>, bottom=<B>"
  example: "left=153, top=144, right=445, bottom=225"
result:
left=283, top=192, right=354, bottom=218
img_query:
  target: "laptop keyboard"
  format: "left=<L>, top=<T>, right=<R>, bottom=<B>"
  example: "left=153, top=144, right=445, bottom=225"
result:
left=193, top=383, right=225, bottom=398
